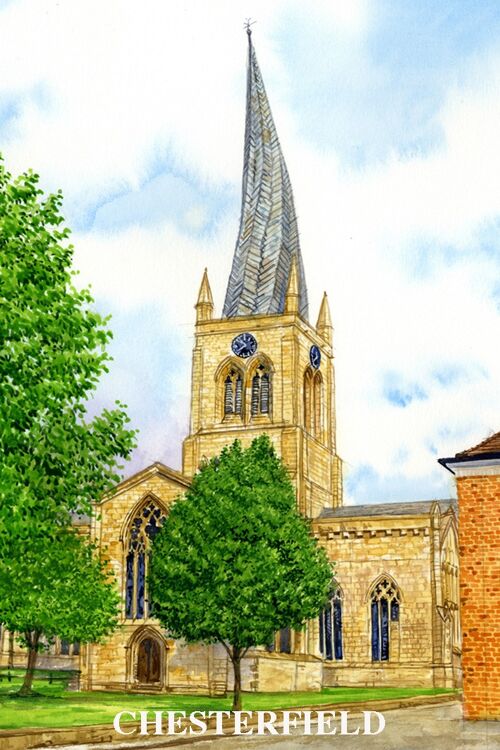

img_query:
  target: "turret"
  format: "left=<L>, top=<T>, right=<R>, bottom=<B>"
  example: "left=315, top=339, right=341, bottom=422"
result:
left=316, top=292, right=333, bottom=345
left=284, top=258, right=300, bottom=314
left=195, top=268, right=214, bottom=323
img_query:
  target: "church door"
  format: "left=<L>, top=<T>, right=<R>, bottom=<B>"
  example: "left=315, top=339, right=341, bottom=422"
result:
left=137, top=637, right=161, bottom=683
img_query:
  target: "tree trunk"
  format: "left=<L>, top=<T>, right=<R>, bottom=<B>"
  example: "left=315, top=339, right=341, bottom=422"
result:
left=8, top=631, right=14, bottom=669
left=231, top=646, right=242, bottom=711
left=18, top=631, right=40, bottom=697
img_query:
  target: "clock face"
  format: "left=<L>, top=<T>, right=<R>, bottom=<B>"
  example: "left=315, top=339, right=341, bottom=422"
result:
left=231, top=332, right=257, bottom=358
left=310, top=345, right=321, bottom=369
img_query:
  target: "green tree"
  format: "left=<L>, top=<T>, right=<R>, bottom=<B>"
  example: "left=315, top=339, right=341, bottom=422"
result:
left=0, top=527, right=121, bottom=696
left=0, top=158, right=136, bottom=543
left=0, top=158, right=136, bottom=692
left=150, top=435, right=333, bottom=710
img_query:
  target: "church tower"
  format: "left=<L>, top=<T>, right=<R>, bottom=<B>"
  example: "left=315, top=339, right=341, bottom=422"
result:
left=182, top=30, right=342, bottom=515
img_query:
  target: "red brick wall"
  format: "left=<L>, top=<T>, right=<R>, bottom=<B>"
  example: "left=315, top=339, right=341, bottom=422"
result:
left=457, top=473, right=500, bottom=719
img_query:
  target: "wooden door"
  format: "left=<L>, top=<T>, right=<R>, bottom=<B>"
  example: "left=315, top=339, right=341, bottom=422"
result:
left=137, top=637, right=161, bottom=683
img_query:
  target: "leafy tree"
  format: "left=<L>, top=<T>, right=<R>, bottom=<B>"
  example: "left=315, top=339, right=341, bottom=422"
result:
left=0, top=158, right=136, bottom=691
left=0, top=158, right=136, bottom=545
left=0, top=527, right=121, bottom=696
left=150, top=435, right=333, bottom=710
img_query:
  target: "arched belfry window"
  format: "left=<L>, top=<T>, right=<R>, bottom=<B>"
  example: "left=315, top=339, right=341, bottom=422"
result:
left=304, top=369, right=313, bottom=431
left=313, top=371, right=322, bottom=437
left=370, top=577, right=401, bottom=661
left=125, top=500, right=166, bottom=620
left=319, top=587, right=343, bottom=660
left=250, top=363, right=271, bottom=417
left=304, top=368, right=323, bottom=439
left=223, top=368, right=243, bottom=417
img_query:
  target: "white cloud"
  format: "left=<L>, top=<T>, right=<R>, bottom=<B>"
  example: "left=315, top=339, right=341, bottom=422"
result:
left=286, top=57, right=500, bottom=498
left=2, top=1, right=500, bottom=500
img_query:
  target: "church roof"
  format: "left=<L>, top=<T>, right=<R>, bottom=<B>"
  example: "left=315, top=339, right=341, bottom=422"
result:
left=222, top=30, right=309, bottom=320
left=100, top=461, right=190, bottom=503
left=318, top=498, right=457, bottom=520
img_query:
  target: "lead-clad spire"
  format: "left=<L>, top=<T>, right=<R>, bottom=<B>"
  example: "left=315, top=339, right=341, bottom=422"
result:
left=222, top=30, right=309, bottom=320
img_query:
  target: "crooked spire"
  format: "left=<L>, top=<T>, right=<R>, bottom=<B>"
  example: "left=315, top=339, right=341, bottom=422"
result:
left=222, top=30, right=309, bottom=320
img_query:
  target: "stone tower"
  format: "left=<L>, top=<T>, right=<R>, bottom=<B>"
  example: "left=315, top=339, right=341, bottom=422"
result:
left=182, top=31, right=342, bottom=516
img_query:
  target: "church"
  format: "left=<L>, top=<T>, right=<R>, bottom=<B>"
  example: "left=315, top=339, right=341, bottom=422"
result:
left=0, top=32, right=461, bottom=694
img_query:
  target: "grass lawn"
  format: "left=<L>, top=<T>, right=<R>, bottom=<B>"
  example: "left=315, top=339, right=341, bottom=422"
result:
left=0, top=673, right=457, bottom=731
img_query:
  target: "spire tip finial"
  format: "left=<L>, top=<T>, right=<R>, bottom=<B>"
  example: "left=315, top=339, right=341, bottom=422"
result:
left=244, top=18, right=255, bottom=37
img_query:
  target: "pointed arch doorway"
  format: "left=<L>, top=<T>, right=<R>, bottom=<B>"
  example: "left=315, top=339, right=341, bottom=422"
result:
left=127, top=627, right=168, bottom=690
left=137, top=637, right=161, bottom=684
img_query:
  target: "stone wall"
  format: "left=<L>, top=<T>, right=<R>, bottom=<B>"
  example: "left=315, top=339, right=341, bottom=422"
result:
left=81, top=465, right=196, bottom=692
left=182, top=310, right=342, bottom=515
left=313, top=504, right=460, bottom=688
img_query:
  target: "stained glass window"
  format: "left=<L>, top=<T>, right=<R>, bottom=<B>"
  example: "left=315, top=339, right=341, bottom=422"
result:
left=371, top=578, right=401, bottom=661
left=319, top=587, right=343, bottom=660
left=125, top=500, right=166, bottom=620
left=279, top=627, right=291, bottom=654
left=58, top=640, right=80, bottom=656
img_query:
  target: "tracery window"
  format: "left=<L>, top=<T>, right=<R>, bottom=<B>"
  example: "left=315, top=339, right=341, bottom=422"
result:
left=319, top=587, right=343, bottom=660
left=224, top=369, right=243, bottom=416
left=371, top=578, right=401, bottom=661
left=125, top=500, right=166, bottom=620
left=251, top=363, right=271, bottom=416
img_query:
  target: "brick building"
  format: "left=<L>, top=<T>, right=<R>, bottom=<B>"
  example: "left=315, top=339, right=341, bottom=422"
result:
left=1, top=31, right=462, bottom=694
left=439, top=434, right=500, bottom=720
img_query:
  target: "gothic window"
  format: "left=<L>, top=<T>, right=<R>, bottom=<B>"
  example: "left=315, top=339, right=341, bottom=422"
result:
left=266, top=627, right=293, bottom=653
left=313, top=372, right=322, bottom=437
left=125, top=500, right=166, bottom=620
left=223, top=369, right=243, bottom=416
left=250, top=363, right=271, bottom=416
left=371, top=578, right=401, bottom=661
left=59, top=640, right=80, bottom=656
left=304, top=368, right=323, bottom=438
left=319, top=587, right=343, bottom=660
left=304, top=369, right=312, bottom=431
left=279, top=627, right=292, bottom=654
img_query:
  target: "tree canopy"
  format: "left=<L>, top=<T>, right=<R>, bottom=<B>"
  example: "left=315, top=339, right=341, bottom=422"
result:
left=150, top=435, right=333, bottom=708
left=0, top=527, right=121, bottom=695
left=0, top=159, right=136, bottom=541
left=0, top=158, right=135, bottom=693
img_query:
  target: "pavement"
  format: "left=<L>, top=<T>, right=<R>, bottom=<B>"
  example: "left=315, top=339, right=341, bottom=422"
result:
left=55, top=703, right=499, bottom=750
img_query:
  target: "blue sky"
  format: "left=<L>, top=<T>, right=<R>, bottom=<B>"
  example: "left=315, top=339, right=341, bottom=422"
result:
left=2, top=0, right=500, bottom=503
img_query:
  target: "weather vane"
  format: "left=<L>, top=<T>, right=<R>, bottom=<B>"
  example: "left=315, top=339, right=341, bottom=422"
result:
left=244, top=18, right=256, bottom=36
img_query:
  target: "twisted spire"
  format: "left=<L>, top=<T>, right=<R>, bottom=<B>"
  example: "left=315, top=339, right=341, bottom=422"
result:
left=223, top=31, right=308, bottom=319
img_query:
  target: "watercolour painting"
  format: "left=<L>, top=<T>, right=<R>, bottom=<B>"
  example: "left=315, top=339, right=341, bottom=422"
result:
left=0, top=1, right=499, bottom=748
